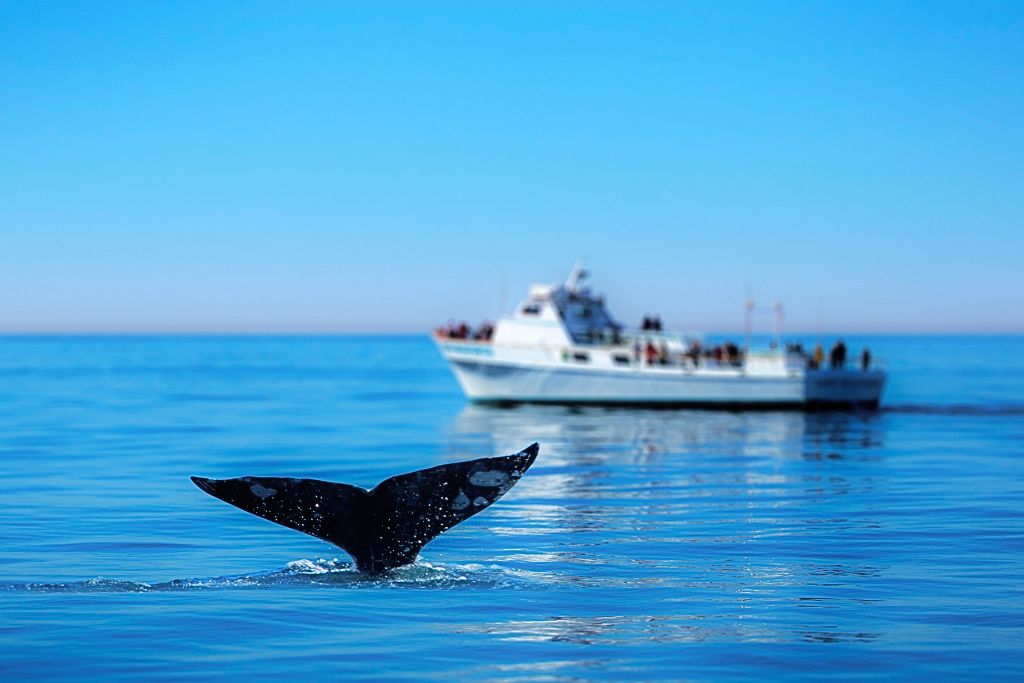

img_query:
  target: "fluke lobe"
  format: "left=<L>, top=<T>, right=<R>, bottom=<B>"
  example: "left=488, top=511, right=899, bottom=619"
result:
left=191, top=443, right=539, bottom=573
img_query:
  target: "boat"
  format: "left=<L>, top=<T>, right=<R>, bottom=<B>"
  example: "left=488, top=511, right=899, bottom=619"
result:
left=433, top=265, right=886, bottom=409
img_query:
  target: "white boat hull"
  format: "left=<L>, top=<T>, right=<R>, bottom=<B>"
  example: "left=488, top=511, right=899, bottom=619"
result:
left=440, top=343, right=885, bottom=409
left=450, top=359, right=802, bottom=406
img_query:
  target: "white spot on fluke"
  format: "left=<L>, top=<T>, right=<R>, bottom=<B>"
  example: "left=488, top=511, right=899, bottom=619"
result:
left=451, top=490, right=470, bottom=511
left=469, top=470, right=509, bottom=487
left=250, top=484, right=277, bottom=499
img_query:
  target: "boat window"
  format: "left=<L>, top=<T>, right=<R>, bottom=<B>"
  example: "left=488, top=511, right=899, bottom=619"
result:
left=522, top=304, right=541, bottom=315
left=573, top=352, right=590, bottom=363
left=613, top=354, right=630, bottom=365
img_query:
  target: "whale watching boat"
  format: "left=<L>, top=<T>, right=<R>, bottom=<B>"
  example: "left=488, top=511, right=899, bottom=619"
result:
left=434, top=265, right=886, bottom=409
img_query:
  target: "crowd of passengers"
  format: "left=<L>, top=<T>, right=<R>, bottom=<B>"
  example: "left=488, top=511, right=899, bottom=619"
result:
left=804, top=340, right=872, bottom=371
left=436, top=317, right=872, bottom=371
left=637, top=340, right=745, bottom=368
left=637, top=339, right=871, bottom=370
left=637, top=314, right=745, bottom=368
left=436, top=320, right=494, bottom=341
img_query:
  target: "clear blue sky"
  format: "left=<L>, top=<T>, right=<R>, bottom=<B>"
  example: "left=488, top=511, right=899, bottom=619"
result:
left=1, top=1, right=1021, bottom=333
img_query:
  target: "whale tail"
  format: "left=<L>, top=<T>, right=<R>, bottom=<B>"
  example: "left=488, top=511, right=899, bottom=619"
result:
left=191, top=443, right=539, bottom=573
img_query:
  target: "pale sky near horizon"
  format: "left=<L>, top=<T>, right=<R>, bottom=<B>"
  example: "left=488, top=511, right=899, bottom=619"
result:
left=1, top=2, right=1022, bottom=334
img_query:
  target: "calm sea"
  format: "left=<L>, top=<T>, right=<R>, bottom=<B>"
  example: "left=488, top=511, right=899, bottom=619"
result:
left=0, top=335, right=1022, bottom=681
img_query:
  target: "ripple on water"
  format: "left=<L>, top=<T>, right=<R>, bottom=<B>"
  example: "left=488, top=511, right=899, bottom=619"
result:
left=0, top=558, right=583, bottom=593
left=1, top=335, right=1023, bottom=680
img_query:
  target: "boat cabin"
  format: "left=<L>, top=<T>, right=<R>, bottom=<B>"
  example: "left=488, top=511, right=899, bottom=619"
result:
left=501, top=266, right=624, bottom=347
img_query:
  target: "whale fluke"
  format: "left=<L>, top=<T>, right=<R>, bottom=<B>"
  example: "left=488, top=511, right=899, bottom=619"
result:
left=191, top=443, right=539, bottom=573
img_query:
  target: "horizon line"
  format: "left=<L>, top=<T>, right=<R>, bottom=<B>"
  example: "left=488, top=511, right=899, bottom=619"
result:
left=0, top=329, right=1022, bottom=337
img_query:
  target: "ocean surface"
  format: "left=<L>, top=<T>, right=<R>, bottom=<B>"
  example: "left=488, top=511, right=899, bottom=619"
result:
left=0, top=334, right=1022, bottom=681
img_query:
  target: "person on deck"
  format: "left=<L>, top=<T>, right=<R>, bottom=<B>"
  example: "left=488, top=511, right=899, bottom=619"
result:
left=813, top=344, right=824, bottom=369
left=830, top=340, right=847, bottom=369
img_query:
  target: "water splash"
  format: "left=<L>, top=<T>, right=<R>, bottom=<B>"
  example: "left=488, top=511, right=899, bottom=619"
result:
left=0, top=558, right=554, bottom=593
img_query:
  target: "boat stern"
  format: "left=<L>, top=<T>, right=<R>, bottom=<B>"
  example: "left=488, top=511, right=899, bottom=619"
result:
left=804, top=368, right=886, bottom=409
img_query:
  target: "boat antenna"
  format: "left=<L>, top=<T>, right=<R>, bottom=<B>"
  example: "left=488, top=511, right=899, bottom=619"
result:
left=773, top=300, right=784, bottom=349
left=565, top=259, right=588, bottom=292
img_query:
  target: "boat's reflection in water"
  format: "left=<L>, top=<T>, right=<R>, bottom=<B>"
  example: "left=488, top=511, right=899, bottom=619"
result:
left=446, top=404, right=887, bottom=647
left=451, top=402, right=885, bottom=479
left=455, top=401, right=882, bottom=453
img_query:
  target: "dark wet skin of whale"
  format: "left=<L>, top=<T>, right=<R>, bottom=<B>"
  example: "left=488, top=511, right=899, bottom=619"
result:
left=191, top=443, right=539, bottom=573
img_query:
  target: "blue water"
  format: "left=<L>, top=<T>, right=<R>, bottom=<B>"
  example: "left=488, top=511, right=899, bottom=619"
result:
left=1, top=335, right=1022, bottom=680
